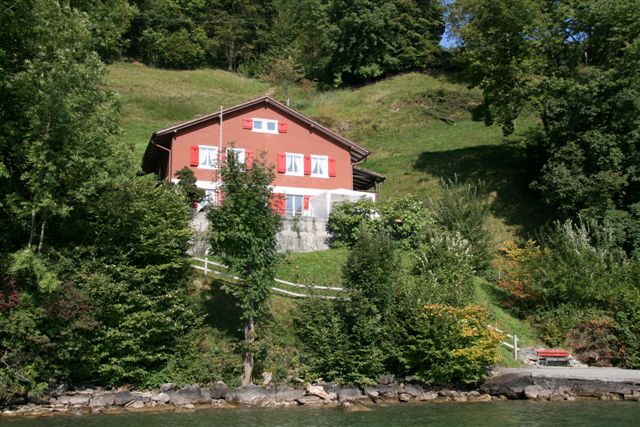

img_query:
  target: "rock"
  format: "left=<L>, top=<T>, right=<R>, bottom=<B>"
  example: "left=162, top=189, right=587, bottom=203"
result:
left=378, top=374, right=395, bottom=385
left=59, top=394, right=91, bottom=406
left=306, top=384, right=330, bottom=400
left=337, top=386, right=363, bottom=402
left=402, top=385, right=422, bottom=398
left=170, top=386, right=204, bottom=405
left=152, top=392, right=171, bottom=403
left=125, top=400, right=145, bottom=409
left=481, top=373, right=533, bottom=399
left=180, top=403, right=195, bottom=409
left=51, top=384, right=69, bottom=396
left=262, top=371, right=273, bottom=386
left=200, top=388, right=212, bottom=402
left=225, top=385, right=271, bottom=406
left=296, top=395, right=324, bottom=406
left=468, top=393, right=492, bottom=402
left=113, top=391, right=135, bottom=406
left=211, top=381, right=230, bottom=399
left=272, top=385, right=305, bottom=402
left=439, top=390, right=459, bottom=398
left=364, top=387, right=379, bottom=403
left=340, top=401, right=372, bottom=412
left=418, top=391, right=438, bottom=401
left=452, top=395, right=468, bottom=402
left=160, top=383, right=176, bottom=392
left=377, top=384, right=400, bottom=399
left=524, top=385, right=546, bottom=400
left=89, top=393, right=115, bottom=407
left=398, top=393, right=411, bottom=402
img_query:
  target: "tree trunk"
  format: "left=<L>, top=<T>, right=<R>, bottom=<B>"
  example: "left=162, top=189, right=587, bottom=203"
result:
left=241, top=316, right=255, bottom=386
left=28, top=208, right=36, bottom=248
left=37, top=217, right=46, bottom=253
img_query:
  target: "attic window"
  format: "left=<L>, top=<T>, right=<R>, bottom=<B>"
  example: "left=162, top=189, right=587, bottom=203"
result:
left=252, top=118, right=278, bottom=134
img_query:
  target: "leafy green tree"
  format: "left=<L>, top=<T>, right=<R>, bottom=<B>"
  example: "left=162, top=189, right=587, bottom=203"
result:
left=175, top=167, right=205, bottom=205
left=208, top=152, right=281, bottom=385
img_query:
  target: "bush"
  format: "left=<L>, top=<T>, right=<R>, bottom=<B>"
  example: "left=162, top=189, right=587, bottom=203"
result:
left=413, top=227, right=476, bottom=307
left=433, top=179, right=492, bottom=272
left=392, top=304, right=502, bottom=385
left=327, top=196, right=433, bottom=248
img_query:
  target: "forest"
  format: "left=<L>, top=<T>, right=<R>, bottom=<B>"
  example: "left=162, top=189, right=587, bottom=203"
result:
left=1, top=0, right=639, bottom=402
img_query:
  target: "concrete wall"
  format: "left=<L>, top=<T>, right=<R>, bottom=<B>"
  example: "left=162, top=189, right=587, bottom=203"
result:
left=189, top=212, right=329, bottom=255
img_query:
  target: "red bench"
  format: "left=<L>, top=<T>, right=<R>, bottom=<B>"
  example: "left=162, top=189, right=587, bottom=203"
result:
left=536, top=349, right=570, bottom=358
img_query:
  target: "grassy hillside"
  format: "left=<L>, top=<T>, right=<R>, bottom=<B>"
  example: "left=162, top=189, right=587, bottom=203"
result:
left=109, top=62, right=543, bottom=367
left=108, top=62, right=548, bottom=241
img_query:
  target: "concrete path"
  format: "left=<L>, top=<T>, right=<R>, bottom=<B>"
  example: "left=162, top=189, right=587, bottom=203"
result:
left=497, top=367, right=640, bottom=383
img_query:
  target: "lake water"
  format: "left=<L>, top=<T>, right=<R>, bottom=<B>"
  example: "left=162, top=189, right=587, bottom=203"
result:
left=3, top=401, right=640, bottom=427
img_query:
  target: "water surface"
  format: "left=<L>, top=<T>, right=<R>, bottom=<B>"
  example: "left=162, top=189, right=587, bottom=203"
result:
left=3, top=401, right=639, bottom=427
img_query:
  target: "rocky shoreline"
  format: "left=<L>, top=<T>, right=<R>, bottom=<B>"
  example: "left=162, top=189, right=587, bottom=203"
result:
left=3, top=369, right=640, bottom=418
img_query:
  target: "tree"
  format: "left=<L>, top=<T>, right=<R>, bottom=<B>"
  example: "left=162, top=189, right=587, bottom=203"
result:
left=450, top=0, right=640, bottom=250
left=207, top=151, right=281, bottom=385
left=175, top=167, right=205, bottom=206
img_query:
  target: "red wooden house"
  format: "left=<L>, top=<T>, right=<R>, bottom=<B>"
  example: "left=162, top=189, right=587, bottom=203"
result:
left=141, top=96, right=384, bottom=217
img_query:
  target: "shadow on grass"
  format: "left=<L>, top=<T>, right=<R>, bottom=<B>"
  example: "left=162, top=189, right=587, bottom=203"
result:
left=413, top=142, right=553, bottom=237
left=201, top=278, right=243, bottom=339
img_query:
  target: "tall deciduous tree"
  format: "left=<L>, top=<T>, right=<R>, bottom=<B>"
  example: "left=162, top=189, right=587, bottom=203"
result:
left=207, top=152, right=281, bottom=385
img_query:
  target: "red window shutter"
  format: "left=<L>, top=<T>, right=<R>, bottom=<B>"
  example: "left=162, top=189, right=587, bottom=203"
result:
left=278, top=122, right=288, bottom=133
left=328, top=157, right=337, bottom=177
left=190, top=145, right=199, bottom=167
left=246, top=150, right=254, bottom=168
left=304, top=155, right=311, bottom=175
left=271, top=193, right=285, bottom=216
left=304, top=195, right=310, bottom=210
left=277, top=152, right=286, bottom=173
left=279, top=194, right=286, bottom=216
left=242, top=118, right=252, bottom=129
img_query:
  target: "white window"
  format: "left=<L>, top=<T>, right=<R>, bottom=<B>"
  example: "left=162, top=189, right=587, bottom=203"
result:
left=285, top=153, right=304, bottom=176
left=252, top=118, right=278, bottom=134
left=199, top=146, right=218, bottom=169
left=203, top=189, right=219, bottom=207
left=285, top=194, right=304, bottom=217
left=226, top=147, right=245, bottom=164
left=311, top=155, right=329, bottom=178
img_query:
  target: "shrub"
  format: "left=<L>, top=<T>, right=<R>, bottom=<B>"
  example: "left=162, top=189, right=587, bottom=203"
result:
left=327, top=196, right=433, bottom=248
left=413, top=227, right=476, bottom=307
left=433, top=178, right=492, bottom=272
left=342, top=229, right=399, bottom=315
left=393, top=304, right=502, bottom=385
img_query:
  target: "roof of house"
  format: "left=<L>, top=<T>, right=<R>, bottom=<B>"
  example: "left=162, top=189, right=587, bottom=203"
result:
left=141, top=96, right=371, bottom=174
left=353, top=165, right=386, bottom=191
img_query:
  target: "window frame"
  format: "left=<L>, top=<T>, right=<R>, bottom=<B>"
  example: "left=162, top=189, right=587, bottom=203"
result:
left=285, top=194, right=304, bottom=217
left=285, top=152, right=304, bottom=176
left=252, top=117, right=279, bottom=134
left=310, top=154, right=329, bottom=178
left=198, top=145, right=219, bottom=170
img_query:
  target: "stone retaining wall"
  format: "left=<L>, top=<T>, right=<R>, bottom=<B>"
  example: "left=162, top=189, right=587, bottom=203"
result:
left=3, top=373, right=639, bottom=417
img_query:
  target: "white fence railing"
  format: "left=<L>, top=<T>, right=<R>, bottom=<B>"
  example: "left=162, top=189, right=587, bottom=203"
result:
left=487, top=325, right=519, bottom=360
left=191, top=257, right=350, bottom=301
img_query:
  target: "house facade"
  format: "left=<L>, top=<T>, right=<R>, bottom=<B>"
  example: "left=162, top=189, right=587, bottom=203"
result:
left=142, top=96, right=384, bottom=217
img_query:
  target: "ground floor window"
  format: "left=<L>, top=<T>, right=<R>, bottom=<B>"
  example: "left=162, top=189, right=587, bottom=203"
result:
left=285, top=194, right=304, bottom=216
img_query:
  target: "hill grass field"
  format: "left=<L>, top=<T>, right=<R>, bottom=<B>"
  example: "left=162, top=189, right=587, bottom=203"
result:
left=107, top=62, right=543, bottom=364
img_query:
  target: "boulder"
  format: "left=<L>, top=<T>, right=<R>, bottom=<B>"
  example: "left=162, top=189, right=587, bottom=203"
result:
left=378, top=374, right=395, bottom=385
left=364, top=387, right=379, bottom=403
left=59, top=394, right=91, bottom=406
left=152, top=392, right=170, bottom=404
left=377, top=384, right=400, bottom=399
left=468, top=393, right=492, bottom=403
left=402, top=385, right=422, bottom=398
left=295, top=395, right=324, bottom=406
left=225, top=385, right=271, bottom=406
left=272, top=385, right=305, bottom=402
left=398, top=393, right=411, bottom=402
left=170, top=386, right=204, bottom=405
left=211, top=381, right=230, bottom=399
left=418, top=391, right=438, bottom=401
left=337, top=386, right=363, bottom=402
left=89, top=393, right=115, bottom=407
left=480, top=373, right=533, bottom=399
left=125, top=400, right=145, bottom=409
left=113, top=391, right=135, bottom=406
left=160, top=383, right=176, bottom=392
left=524, top=385, right=551, bottom=400
left=306, top=384, right=330, bottom=400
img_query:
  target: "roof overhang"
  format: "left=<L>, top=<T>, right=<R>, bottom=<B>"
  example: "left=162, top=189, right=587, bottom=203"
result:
left=353, top=165, right=386, bottom=192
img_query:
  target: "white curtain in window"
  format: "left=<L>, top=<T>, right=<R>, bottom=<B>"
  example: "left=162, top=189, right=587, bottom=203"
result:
left=312, top=156, right=327, bottom=176
left=199, top=146, right=218, bottom=169
left=287, top=154, right=302, bottom=173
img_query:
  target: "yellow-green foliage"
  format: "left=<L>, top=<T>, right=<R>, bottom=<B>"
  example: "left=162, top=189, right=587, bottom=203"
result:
left=407, top=304, right=503, bottom=384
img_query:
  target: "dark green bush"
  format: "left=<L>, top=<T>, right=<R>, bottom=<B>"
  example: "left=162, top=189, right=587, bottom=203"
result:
left=432, top=178, right=492, bottom=272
